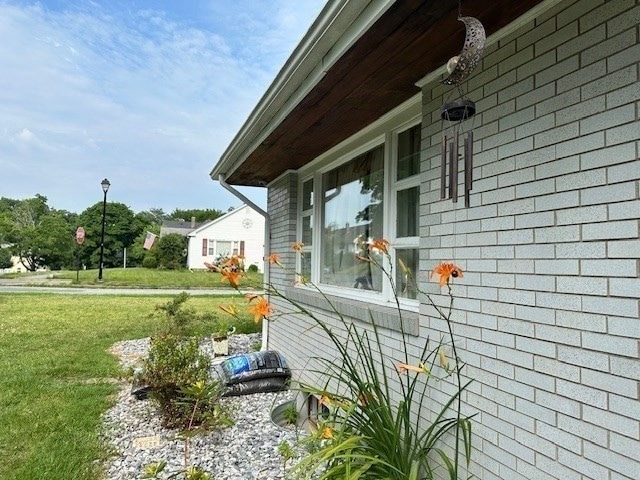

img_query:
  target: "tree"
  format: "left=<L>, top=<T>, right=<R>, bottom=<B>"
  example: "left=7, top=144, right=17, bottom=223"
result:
left=0, top=195, right=76, bottom=271
left=0, top=247, right=12, bottom=269
left=169, top=208, right=224, bottom=223
left=156, top=233, right=187, bottom=270
left=78, top=202, right=144, bottom=269
left=136, top=208, right=167, bottom=227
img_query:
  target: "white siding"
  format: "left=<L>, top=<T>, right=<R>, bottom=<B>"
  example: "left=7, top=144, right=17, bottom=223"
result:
left=186, top=206, right=265, bottom=272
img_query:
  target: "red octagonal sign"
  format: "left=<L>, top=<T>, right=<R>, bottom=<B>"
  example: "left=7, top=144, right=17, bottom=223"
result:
left=76, top=226, right=85, bottom=245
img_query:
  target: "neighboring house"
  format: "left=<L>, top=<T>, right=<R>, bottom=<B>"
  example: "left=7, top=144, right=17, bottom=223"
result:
left=186, top=205, right=265, bottom=272
left=211, top=1, right=639, bottom=479
left=160, top=217, right=203, bottom=237
left=0, top=244, right=47, bottom=274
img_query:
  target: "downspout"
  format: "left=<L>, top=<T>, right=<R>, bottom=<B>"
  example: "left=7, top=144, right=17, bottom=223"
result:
left=218, top=174, right=271, bottom=351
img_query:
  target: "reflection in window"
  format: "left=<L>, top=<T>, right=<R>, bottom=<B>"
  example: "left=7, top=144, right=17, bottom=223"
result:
left=321, top=145, right=384, bottom=290
left=397, top=125, right=421, bottom=180
left=397, top=187, right=419, bottom=238
left=300, top=178, right=314, bottom=281
left=396, top=248, right=418, bottom=299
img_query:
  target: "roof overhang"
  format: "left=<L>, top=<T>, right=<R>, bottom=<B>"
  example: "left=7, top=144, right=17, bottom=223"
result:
left=212, top=0, right=548, bottom=186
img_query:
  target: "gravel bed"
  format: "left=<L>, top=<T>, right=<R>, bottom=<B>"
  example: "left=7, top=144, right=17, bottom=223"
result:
left=101, top=334, right=301, bottom=480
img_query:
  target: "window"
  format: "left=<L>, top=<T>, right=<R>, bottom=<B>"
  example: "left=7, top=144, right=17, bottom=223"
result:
left=321, top=144, right=384, bottom=291
left=207, top=239, right=241, bottom=258
left=299, top=179, right=313, bottom=279
left=392, top=124, right=421, bottom=300
left=298, top=115, right=421, bottom=305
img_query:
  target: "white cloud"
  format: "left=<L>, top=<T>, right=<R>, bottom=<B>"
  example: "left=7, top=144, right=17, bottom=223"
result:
left=0, top=0, right=326, bottom=213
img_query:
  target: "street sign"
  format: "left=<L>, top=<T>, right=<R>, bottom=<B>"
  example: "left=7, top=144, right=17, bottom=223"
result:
left=76, top=226, right=85, bottom=245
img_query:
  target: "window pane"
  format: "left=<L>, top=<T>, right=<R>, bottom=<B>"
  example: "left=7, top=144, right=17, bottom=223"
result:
left=300, top=252, right=312, bottom=281
left=217, top=241, right=232, bottom=257
left=302, top=215, right=313, bottom=245
left=396, top=248, right=418, bottom=300
left=321, top=144, right=384, bottom=290
left=302, top=179, right=313, bottom=210
left=397, top=187, right=419, bottom=237
left=397, top=125, right=421, bottom=180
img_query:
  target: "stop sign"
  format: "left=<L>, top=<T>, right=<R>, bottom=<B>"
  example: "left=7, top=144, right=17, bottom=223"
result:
left=76, top=226, right=85, bottom=245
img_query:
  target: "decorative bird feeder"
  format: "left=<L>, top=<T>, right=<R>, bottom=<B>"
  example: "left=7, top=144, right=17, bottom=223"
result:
left=440, top=15, right=486, bottom=208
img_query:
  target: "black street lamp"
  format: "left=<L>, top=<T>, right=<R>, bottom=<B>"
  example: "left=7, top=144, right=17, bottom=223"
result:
left=98, top=178, right=110, bottom=281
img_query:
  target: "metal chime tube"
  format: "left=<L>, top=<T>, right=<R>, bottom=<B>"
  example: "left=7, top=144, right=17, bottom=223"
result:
left=451, top=130, right=458, bottom=202
left=440, top=134, right=447, bottom=199
left=464, top=131, right=473, bottom=207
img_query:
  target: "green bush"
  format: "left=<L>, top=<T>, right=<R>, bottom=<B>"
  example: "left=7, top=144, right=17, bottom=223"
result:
left=142, top=249, right=159, bottom=269
left=141, top=333, right=224, bottom=429
left=157, top=233, right=187, bottom=270
left=154, top=292, right=195, bottom=334
left=0, top=247, right=12, bottom=269
left=247, top=263, right=259, bottom=273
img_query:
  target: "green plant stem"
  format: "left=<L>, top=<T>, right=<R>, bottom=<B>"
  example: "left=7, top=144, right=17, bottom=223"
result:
left=184, top=398, right=200, bottom=470
left=446, top=282, right=462, bottom=480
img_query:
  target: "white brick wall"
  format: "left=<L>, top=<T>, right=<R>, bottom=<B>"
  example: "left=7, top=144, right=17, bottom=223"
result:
left=420, top=0, right=640, bottom=478
left=265, top=0, right=639, bottom=479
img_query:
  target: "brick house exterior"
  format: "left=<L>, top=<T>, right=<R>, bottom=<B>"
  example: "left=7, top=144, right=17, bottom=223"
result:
left=212, top=1, right=639, bottom=478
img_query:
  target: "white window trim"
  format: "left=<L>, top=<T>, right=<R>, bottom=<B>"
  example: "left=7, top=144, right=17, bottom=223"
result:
left=296, top=95, right=422, bottom=310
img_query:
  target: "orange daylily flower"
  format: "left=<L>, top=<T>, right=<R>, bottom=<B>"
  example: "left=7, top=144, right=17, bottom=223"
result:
left=396, top=362, right=430, bottom=376
left=220, top=268, right=242, bottom=288
left=320, top=426, right=334, bottom=439
left=247, top=296, right=274, bottom=323
left=224, top=255, right=244, bottom=270
left=219, top=304, right=239, bottom=317
left=430, top=262, right=463, bottom=287
left=292, top=242, right=304, bottom=252
left=245, top=293, right=259, bottom=303
left=368, top=238, right=390, bottom=254
left=267, top=253, right=282, bottom=266
left=319, top=395, right=346, bottom=409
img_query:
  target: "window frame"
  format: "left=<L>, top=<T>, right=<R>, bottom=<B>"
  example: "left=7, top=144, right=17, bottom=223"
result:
left=296, top=98, right=422, bottom=310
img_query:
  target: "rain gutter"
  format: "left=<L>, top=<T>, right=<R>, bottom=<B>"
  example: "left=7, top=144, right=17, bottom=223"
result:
left=218, top=174, right=271, bottom=351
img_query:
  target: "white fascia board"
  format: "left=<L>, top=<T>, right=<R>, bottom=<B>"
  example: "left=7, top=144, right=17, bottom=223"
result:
left=212, top=0, right=396, bottom=181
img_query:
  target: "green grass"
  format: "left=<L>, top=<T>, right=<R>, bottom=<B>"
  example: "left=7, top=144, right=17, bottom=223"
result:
left=0, top=293, right=259, bottom=480
left=52, top=267, right=264, bottom=289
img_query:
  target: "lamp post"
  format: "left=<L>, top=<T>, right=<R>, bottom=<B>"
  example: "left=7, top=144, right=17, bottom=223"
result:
left=98, top=178, right=110, bottom=281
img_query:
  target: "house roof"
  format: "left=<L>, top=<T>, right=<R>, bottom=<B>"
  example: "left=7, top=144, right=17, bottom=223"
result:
left=211, top=0, right=546, bottom=187
left=187, top=205, right=254, bottom=236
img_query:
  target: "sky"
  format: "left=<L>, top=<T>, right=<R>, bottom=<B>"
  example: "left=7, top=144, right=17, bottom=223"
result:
left=0, top=0, right=327, bottom=214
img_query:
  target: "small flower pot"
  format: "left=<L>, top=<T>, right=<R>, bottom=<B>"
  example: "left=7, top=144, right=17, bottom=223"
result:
left=212, top=335, right=229, bottom=356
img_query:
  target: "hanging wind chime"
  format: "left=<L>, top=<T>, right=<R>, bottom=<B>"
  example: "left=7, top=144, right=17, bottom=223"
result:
left=440, top=13, right=486, bottom=208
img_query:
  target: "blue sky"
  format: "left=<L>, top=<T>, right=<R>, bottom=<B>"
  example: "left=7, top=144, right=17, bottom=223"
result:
left=0, top=0, right=326, bottom=214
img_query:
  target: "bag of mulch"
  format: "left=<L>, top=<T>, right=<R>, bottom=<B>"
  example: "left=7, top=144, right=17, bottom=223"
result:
left=214, top=351, right=291, bottom=397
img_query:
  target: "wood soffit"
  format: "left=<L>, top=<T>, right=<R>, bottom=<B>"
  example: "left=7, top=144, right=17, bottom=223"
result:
left=227, top=0, right=544, bottom=186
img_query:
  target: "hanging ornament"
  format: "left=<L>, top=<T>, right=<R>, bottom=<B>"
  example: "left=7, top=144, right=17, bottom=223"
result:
left=440, top=13, right=486, bottom=208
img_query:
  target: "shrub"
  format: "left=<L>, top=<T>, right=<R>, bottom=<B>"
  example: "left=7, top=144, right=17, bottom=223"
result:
left=153, top=292, right=195, bottom=334
left=141, top=333, right=226, bottom=429
left=247, top=263, right=259, bottom=273
left=157, top=233, right=187, bottom=270
left=0, top=247, right=12, bottom=269
left=142, top=249, right=159, bottom=269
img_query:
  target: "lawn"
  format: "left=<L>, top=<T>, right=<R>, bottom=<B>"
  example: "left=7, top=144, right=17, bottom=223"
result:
left=0, top=292, right=259, bottom=480
left=52, top=267, right=264, bottom=289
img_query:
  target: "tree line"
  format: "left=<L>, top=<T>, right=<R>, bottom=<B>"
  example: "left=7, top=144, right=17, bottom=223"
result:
left=0, top=195, right=226, bottom=271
